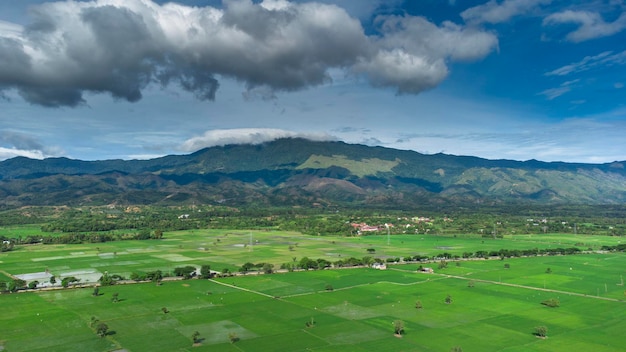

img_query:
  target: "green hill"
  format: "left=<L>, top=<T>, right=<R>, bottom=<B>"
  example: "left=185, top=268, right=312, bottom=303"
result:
left=1, top=138, right=625, bottom=208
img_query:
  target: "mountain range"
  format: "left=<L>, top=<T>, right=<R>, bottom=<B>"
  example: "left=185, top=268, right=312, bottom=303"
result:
left=1, top=138, right=625, bottom=208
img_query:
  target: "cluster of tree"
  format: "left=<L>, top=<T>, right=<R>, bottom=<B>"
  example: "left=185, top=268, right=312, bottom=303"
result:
left=395, top=247, right=584, bottom=262
left=0, top=279, right=26, bottom=292
left=174, top=266, right=197, bottom=279
left=61, top=276, right=80, bottom=288
left=90, top=316, right=109, bottom=338
left=1, top=202, right=625, bottom=235
left=5, top=230, right=164, bottom=246
left=239, top=262, right=275, bottom=274
left=130, top=270, right=165, bottom=282
left=39, top=208, right=191, bottom=233
left=279, top=256, right=374, bottom=272
left=98, top=272, right=125, bottom=286
left=600, top=244, right=626, bottom=252
left=4, top=204, right=626, bottom=242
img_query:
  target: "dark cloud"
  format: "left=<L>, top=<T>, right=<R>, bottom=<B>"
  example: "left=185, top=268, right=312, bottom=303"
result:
left=0, top=0, right=498, bottom=107
left=0, top=131, right=45, bottom=150
left=18, top=87, right=85, bottom=107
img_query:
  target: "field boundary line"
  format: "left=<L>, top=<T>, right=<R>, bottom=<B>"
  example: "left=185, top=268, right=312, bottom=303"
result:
left=438, top=273, right=626, bottom=303
left=208, top=279, right=275, bottom=298
left=301, top=327, right=331, bottom=345
left=282, top=277, right=447, bottom=298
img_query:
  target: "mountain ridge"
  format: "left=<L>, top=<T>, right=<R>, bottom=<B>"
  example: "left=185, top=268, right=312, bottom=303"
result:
left=1, top=138, right=625, bottom=208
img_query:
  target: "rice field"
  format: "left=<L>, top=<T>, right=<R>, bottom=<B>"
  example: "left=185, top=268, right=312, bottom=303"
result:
left=1, top=228, right=625, bottom=351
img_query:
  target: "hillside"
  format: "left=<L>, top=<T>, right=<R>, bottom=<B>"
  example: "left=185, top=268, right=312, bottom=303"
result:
left=1, top=138, right=625, bottom=208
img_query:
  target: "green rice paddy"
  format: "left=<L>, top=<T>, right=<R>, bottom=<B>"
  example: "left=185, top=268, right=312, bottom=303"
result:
left=1, top=228, right=625, bottom=351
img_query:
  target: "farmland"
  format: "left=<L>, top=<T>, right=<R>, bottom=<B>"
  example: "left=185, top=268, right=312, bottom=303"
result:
left=1, top=255, right=625, bottom=351
left=1, top=227, right=625, bottom=351
left=1, top=228, right=624, bottom=281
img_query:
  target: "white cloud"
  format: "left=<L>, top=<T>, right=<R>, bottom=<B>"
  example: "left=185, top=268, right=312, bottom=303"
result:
left=0, top=147, right=46, bottom=160
left=294, top=0, right=403, bottom=20
left=354, top=15, right=498, bottom=94
left=0, top=130, right=63, bottom=161
left=0, top=0, right=498, bottom=107
left=0, top=20, right=23, bottom=39
left=538, top=86, right=569, bottom=100
left=178, top=128, right=335, bottom=152
left=546, top=50, right=626, bottom=76
left=543, top=10, right=626, bottom=42
left=461, top=0, right=552, bottom=24
left=538, top=79, right=579, bottom=100
left=387, top=117, right=626, bottom=163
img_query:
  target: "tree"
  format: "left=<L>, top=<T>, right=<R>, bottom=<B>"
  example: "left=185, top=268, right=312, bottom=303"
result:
left=262, top=263, right=274, bottom=274
left=367, top=248, right=376, bottom=254
left=111, top=292, right=119, bottom=303
left=191, top=331, right=200, bottom=344
left=504, top=263, right=511, bottom=269
left=468, top=280, right=475, bottom=288
left=228, top=332, right=239, bottom=343
left=445, top=294, right=453, bottom=304
left=8, top=279, right=26, bottom=292
left=299, top=257, right=318, bottom=270
left=61, top=276, right=79, bottom=288
left=174, top=266, right=197, bottom=279
left=239, top=262, right=255, bottom=274
left=200, top=265, right=212, bottom=279
left=362, top=256, right=374, bottom=266
left=545, top=267, right=552, bottom=274
left=90, top=316, right=99, bottom=328
left=534, top=325, right=548, bottom=338
left=393, top=320, right=404, bottom=335
left=162, top=307, right=169, bottom=314
left=146, top=270, right=163, bottom=283
left=415, top=300, right=423, bottom=309
left=305, top=317, right=316, bottom=328
left=96, top=322, right=109, bottom=337
left=92, top=287, right=100, bottom=296
left=49, top=276, right=56, bottom=285
left=451, top=346, right=463, bottom=352
left=325, top=284, right=334, bottom=291
left=99, top=272, right=115, bottom=286
left=28, top=280, right=39, bottom=289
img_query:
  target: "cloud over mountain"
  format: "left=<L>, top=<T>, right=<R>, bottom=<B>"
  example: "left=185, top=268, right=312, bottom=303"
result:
left=0, top=0, right=497, bottom=107
left=179, top=128, right=333, bottom=152
left=0, top=131, right=62, bottom=160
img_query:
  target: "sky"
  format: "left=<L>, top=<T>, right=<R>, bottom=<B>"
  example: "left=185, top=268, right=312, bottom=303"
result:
left=1, top=0, right=625, bottom=163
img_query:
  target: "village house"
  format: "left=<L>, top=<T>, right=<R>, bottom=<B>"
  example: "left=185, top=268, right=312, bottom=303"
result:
left=372, top=262, right=387, bottom=270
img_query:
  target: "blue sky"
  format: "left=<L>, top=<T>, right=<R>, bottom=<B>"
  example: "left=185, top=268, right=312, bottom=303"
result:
left=1, top=0, right=625, bottom=163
